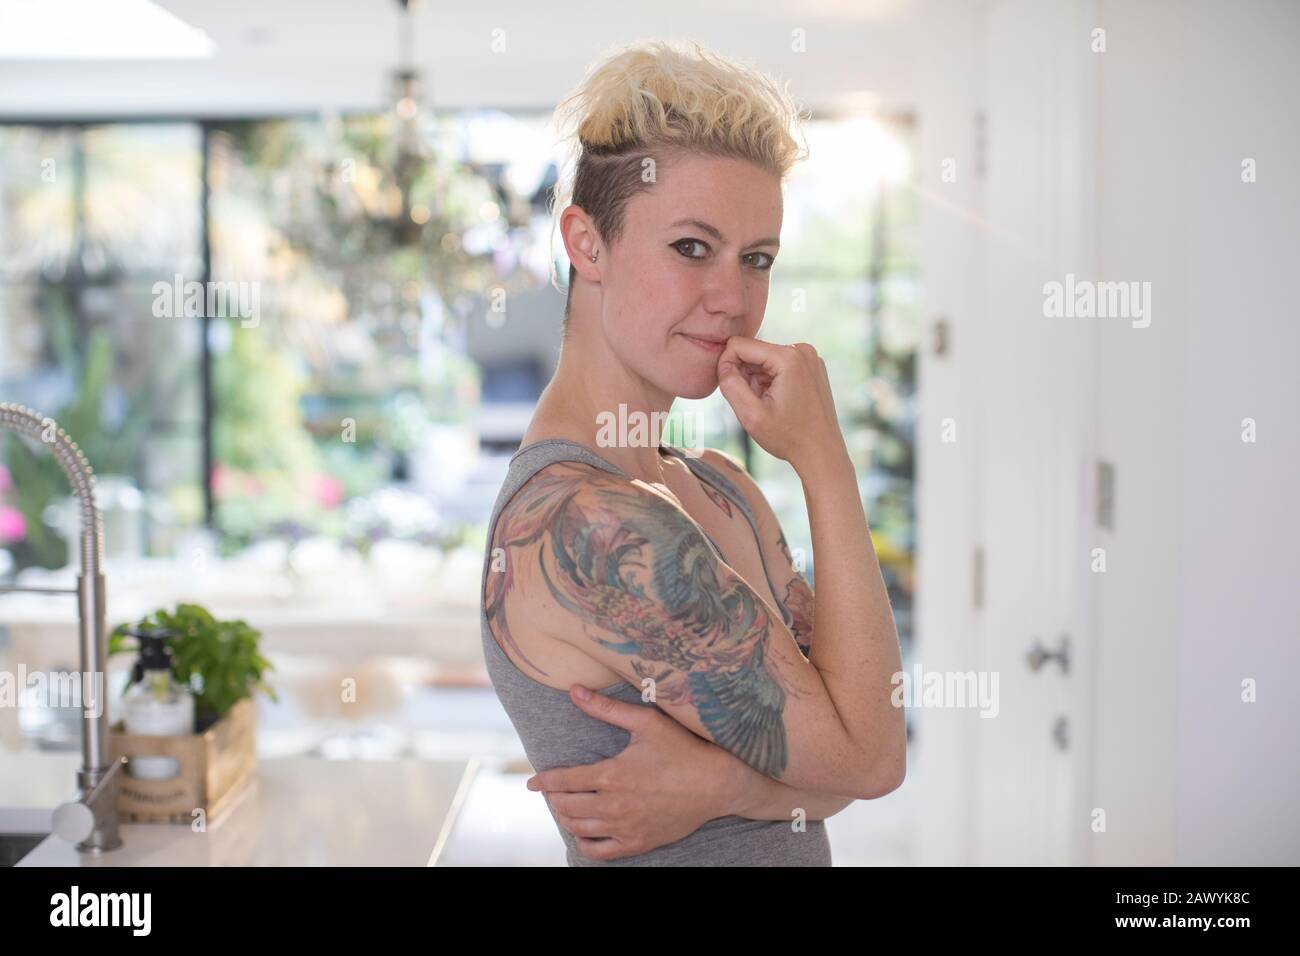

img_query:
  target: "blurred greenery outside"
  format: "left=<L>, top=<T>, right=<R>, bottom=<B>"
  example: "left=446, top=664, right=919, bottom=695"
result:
left=0, top=114, right=916, bottom=637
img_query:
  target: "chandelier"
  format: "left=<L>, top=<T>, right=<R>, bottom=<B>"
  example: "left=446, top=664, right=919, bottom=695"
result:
left=309, top=0, right=436, bottom=252
left=385, top=0, right=425, bottom=245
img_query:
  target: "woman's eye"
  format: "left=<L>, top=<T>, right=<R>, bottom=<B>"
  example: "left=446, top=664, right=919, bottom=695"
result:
left=673, top=239, right=708, bottom=259
left=673, top=240, right=774, bottom=271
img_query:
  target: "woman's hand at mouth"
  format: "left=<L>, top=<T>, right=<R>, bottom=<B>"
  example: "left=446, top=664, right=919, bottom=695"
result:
left=525, top=685, right=736, bottom=861
left=715, top=335, right=846, bottom=468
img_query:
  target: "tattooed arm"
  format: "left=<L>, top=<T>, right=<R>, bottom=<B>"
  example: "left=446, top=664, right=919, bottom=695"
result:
left=692, top=449, right=858, bottom=821
left=527, top=461, right=896, bottom=799
left=697, top=449, right=816, bottom=656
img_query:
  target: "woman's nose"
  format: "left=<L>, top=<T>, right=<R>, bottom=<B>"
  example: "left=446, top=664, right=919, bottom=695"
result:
left=703, top=259, right=748, bottom=318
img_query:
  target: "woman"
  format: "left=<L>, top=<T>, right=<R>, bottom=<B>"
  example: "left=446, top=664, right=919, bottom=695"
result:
left=479, top=39, right=905, bottom=866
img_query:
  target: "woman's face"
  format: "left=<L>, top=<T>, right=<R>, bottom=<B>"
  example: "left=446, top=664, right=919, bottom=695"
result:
left=597, top=152, right=784, bottom=401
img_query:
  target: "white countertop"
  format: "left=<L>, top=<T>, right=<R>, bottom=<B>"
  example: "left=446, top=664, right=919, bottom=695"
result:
left=3, top=752, right=478, bottom=866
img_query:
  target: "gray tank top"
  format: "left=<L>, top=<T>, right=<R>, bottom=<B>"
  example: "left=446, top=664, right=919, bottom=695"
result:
left=479, top=437, right=832, bottom=866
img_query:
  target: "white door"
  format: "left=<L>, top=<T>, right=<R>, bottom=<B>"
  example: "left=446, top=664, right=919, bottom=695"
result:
left=973, top=0, right=1098, bottom=865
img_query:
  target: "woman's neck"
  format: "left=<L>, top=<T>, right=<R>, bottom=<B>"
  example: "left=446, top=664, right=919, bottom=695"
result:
left=526, top=327, right=674, bottom=484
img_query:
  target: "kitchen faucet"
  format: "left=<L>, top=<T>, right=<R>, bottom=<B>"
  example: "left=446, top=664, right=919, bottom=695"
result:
left=0, top=402, right=123, bottom=852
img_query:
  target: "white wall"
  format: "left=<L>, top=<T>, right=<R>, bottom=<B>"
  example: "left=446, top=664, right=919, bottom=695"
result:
left=1173, top=0, right=1300, bottom=865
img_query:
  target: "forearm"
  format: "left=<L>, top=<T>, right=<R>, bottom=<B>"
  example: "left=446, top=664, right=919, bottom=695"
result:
left=689, top=733, right=850, bottom=821
left=797, top=444, right=906, bottom=779
left=728, top=762, right=855, bottom=822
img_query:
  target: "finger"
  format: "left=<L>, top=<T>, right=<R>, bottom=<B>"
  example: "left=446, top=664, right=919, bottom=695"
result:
left=526, top=763, right=602, bottom=793
left=556, top=815, right=618, bottom=839
left=569, top=684, right=652, bottom=733
left=736, top=364, right=768, bottom=397
left=717, top=354, right=765, bottom=424
left=548, top=790, right=610, bottom=819
left=720, top=335, right=790, bottom=374
left=575, top=836, right=633, bottom=861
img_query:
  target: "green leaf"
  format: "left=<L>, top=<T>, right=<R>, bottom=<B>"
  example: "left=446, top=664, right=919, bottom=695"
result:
left=108, top=601, right=275, bottom=721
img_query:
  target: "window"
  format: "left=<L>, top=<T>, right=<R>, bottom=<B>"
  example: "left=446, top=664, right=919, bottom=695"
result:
left=0, top=123, right=204, bottom=571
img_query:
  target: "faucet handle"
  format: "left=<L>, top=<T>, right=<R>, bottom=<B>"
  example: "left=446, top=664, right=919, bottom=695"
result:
left=51, top=801, right=95, bottom=845
left=53, top=756, right=125, bottom=847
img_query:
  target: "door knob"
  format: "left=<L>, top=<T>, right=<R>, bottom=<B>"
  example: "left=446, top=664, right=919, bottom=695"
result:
left=1026, top=634, right=1070, bottom=675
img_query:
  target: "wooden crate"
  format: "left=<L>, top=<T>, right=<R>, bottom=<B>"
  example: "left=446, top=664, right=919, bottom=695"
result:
left=109, top=697, right=257, bottom=824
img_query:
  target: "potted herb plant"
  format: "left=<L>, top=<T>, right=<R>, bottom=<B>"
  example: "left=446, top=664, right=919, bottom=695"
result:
left=110, top=602, right=277, bottom=732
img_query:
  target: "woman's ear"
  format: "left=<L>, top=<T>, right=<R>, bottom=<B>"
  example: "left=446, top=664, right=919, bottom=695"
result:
left=559, top=204, right=602, bottom=281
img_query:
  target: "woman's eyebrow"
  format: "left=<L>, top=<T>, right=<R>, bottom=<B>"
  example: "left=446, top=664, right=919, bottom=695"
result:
left=667, top=217, right=780, bottom=249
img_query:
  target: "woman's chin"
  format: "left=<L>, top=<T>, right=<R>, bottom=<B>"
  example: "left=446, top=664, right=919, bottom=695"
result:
left=673, top=373, right=720, bottom=401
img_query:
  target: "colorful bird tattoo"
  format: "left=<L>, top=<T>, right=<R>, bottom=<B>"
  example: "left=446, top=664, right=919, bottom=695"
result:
left=492, top=465, right=796, bottom=779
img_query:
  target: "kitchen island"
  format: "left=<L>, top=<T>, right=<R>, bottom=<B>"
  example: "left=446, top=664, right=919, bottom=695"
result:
left=2, top=751, right=478, bottom=866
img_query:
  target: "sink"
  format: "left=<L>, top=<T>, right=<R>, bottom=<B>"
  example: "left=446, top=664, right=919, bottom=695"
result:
left=0, top=807, right=53, bottom=866
left=0, top=832, right=49, bottom=866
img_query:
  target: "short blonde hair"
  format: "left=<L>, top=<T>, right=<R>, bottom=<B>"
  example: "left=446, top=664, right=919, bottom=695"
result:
left=549, top=39, right=810, bottom=322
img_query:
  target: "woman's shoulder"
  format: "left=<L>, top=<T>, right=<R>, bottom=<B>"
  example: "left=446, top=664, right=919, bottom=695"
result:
left=684, top=446, right=776, bottom=525
left=508, top=455, right=622, bottom=498
left=490, top=453, right=642, bottom=562
left=674, top=444, right=753, bottom=487
left=499, top=440, right=761, bottom=536
left=690, top=445, right=746, bottom=472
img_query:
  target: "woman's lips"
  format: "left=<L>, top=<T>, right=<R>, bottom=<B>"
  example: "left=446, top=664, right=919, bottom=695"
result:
left=680, top=333, right=726, bottom=355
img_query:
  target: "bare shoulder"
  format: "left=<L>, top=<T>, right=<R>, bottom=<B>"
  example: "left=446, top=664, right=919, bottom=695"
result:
left=492, top=459, right=670, bottom=543
left=695, top=445, right=747, bottom=475
left=493, top=460, right=606, bottom=536
left=488, top=456, right=695, bottom=608
left=485, top=459, right=638, bottom=686
left=694, top=446, right=778, bottom=525
left=488, top=459, right=638, bottom=592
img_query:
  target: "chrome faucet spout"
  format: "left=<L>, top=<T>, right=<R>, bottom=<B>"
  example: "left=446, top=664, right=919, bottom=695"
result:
left=0, top=402, right=122, bottom=852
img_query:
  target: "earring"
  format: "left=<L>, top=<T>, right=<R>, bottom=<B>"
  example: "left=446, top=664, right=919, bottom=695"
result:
left=590, top=251, right=598, bottom=263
